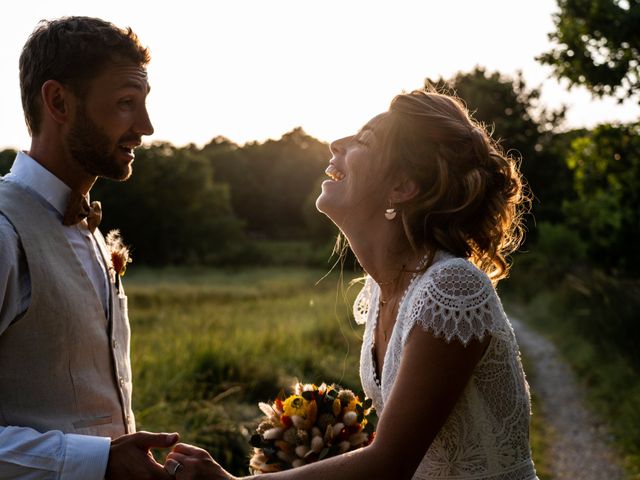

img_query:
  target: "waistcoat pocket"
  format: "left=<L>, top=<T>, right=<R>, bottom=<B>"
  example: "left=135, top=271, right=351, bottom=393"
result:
left=72, top=414, right=113, bottom=429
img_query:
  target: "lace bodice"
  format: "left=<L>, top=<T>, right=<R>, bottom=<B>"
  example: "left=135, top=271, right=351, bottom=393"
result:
left=355, top=252, right=538, bottom=480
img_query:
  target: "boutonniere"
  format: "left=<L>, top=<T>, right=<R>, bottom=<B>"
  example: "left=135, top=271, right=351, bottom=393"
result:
left=105, top=229, right=132, bottom=282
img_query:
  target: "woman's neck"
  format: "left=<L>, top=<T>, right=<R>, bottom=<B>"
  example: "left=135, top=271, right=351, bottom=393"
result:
left=343, top=223, right=425, bottom=300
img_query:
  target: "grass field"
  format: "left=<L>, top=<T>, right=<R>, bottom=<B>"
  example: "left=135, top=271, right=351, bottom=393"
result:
left=125, top=266, right=551, bottom=476
left=125, top=266, right=365, bottom=475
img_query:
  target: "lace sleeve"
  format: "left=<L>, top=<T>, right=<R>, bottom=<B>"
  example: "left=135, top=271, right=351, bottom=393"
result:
left=353, top=276, right=373, bottom=325
left=405, top=259, right=502, bottom=345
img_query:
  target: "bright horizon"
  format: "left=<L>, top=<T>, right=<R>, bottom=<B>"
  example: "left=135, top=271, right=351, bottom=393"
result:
left=1, top=0, right=639, bottom=151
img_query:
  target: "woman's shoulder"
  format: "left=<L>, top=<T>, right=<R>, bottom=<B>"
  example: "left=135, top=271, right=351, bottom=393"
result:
left=402, top=253, right=505, bottom=345
left=353, top=275, right=375, bottom=325
left=420, top=254, right=494, bottom=300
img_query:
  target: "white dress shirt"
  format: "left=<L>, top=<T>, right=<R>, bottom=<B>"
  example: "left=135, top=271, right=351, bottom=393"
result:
left=0, top=151, right=112, bottom=479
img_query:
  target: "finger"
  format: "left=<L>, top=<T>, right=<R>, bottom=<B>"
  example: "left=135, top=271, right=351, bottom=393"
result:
left=134, top=431, right=180, bottom=448
left=164, top=458, right=184, bottom=477
left=172, top=443, right=209, bottom=457
left=166, top=452, right=188, bottom=464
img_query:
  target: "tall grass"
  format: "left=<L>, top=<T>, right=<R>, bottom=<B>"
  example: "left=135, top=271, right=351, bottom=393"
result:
left=125, top=265, right=561, bottom=476
left=125, top=267, right=364, bottom=475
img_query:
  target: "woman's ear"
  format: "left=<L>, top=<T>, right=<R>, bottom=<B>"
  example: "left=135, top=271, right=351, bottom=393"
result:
left=41, top=80, right=70, bottom=125
left=388, top=174, right=419, bottom=204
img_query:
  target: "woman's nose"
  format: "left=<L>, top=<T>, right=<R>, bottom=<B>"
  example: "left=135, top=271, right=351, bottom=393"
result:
left=330, top=136, right=350, bottom=155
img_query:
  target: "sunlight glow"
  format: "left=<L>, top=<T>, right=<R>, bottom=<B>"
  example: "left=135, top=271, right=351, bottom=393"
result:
left=1, top=0, right=638, bottom=150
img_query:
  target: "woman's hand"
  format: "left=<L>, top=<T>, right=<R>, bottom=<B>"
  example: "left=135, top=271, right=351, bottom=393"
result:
left=164, top=443, right=236, bottom=480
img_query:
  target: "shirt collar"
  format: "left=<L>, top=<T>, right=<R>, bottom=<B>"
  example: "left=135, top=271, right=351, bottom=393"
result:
left=6, top=151, right=77, bottom=217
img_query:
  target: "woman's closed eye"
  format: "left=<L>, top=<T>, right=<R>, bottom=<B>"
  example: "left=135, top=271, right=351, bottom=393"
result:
left=354, top=134, right=372, bottom=148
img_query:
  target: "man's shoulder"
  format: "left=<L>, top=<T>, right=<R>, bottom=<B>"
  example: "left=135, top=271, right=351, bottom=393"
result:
left=0, top=212, right=18, bottom=235
left=0, top=213, right=20, bottom=250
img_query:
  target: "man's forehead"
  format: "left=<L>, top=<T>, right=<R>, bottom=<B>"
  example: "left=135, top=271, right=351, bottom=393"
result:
left=103, top=63, right=150, bottom=91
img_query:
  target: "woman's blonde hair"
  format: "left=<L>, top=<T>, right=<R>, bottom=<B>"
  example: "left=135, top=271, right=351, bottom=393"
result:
left=380, top=87, right=529, bottom=282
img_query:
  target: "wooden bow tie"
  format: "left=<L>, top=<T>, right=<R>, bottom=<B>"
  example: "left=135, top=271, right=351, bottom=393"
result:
left=63, top=191, right=102, bottom=232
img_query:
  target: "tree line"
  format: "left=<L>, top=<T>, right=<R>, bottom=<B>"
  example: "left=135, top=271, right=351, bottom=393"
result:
left=0, top=65, right=638, bottom=275
left=2, top=0, right=638, bottom=276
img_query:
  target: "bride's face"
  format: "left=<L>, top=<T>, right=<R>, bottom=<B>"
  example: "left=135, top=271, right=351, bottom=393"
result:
left=316, top=114, right=390, bottom=229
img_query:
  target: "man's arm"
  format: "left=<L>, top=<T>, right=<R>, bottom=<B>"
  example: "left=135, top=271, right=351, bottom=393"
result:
left=0, top=214, right=29, bottom=334
left=0, top=215, right=179, bottom=479
left=0, top=426, right=110, bottom=479
left=0, top=217, right=111, bottom=479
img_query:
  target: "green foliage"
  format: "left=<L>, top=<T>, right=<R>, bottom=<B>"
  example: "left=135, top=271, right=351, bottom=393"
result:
left=202, top=128, right=332, bottom=241
left=127, top=267, right=364, bottom=476
left=538, top=0, right=640, bottom=102
left=0, top=149, right=16, bottom=175
left=507, top=223, right=588, bottom=295
left=1, top=127, right=333, bottom=267
left=247, top=239, right=337, bottom=267
left=91, top=142, right=245, bottom=266
left=561, top=122, right=640, bottom=274
left=558, top=271, right=640, bottom=371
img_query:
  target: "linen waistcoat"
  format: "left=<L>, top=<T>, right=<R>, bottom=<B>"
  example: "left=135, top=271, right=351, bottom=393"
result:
left=0, top=180, right=135, bottom=437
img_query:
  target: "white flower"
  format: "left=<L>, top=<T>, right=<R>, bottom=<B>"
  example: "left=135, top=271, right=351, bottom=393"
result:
left=349, top=432, right=369, bottom=446
left=343, top=411, right=358, bottom=426
left=310, top=436, right=324, bottom=453
left=295, top=445, right=310, bottom=458
left=292, top=459, right=306, bottom=468
left=263, top=427, right=283, bottom=440
left=259, top=402, right=277, bottom=418
left=338, top=441, right=350, bottom=453
left=291, top=415, right=306, bottom=429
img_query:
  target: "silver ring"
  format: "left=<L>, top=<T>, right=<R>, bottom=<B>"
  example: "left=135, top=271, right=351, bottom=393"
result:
left=167, top=461, right=184, bottom=476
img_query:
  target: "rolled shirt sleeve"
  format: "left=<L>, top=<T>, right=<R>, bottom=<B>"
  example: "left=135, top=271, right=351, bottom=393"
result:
left=0, top=426, right=110, bottom=479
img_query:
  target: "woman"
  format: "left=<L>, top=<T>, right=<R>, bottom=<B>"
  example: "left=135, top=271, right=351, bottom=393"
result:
left=164, top=88, right=538, bottom=479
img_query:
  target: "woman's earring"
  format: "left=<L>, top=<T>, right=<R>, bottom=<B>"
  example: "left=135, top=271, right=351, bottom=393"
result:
left=385, top=208, right=397, bottom=220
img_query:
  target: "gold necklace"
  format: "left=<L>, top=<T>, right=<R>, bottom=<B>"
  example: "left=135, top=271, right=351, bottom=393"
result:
left=376, top=263, right=408, bottom=306
left=377, top=253, right=430, bottom=340
left=378, top=292, right=400, bottom=341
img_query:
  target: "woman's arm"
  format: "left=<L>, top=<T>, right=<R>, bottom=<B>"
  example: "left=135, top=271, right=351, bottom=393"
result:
left=166, top=328, right=490, bottom=480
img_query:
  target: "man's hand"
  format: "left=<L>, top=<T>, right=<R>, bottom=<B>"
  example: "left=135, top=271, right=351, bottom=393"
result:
left=106, top=431, right=179, bottom=480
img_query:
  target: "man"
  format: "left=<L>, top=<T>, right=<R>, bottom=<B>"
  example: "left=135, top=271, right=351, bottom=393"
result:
left=0, top=16, right=177, bottom=479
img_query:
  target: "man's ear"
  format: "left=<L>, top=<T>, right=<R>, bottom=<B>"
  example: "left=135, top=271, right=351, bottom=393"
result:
left=388, top=175, right=419, bottom=204
left=41, top=80, right=70, bottom=125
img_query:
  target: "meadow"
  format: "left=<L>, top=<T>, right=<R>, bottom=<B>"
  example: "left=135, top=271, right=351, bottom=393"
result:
left=126, top=266, right=367, bottom=475
left=124, top=265, right=609, bottom=478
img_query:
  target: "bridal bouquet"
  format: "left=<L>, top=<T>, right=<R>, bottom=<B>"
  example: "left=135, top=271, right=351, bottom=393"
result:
left=249, top=382, right=374, bottom=473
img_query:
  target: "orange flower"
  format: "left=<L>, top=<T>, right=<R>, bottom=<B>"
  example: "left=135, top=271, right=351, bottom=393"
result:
left=106, top=230, right=131, bottom=278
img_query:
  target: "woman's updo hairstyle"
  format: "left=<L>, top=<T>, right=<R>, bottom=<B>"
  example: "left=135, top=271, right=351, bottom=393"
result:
left=381, top=87, right=529, bottom=282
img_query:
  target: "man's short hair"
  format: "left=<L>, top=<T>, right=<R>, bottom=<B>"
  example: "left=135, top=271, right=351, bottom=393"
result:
left=19, top=16, right=151, bottom=135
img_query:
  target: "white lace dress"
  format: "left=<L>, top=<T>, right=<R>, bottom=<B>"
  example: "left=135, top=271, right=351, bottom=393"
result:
left=354, top=252, right=538, bottom=480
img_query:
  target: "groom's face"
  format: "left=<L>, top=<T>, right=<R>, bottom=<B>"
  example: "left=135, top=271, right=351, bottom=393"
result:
left=66, top=61, right=153, bottom=181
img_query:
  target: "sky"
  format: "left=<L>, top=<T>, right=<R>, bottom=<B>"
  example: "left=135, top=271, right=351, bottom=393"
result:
left=1, top=0, right=639, bottom=151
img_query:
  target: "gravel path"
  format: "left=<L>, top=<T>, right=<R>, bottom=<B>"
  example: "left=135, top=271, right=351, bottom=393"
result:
left=511, top=318, right=626, bottom=480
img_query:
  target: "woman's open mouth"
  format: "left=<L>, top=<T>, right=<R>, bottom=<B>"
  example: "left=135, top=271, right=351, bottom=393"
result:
left=325, top=164, right=345, bottom=181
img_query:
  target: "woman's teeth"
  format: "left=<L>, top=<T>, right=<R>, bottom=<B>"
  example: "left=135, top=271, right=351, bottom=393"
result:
left=325, top=164, right=345, bottom=181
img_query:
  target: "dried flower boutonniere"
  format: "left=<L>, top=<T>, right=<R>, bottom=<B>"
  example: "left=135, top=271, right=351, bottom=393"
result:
left=105, top=229, right=132, bottom=282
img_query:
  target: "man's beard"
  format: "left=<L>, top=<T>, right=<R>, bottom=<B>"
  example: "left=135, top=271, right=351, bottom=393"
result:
left=67, top=104, right=132, bottom=181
